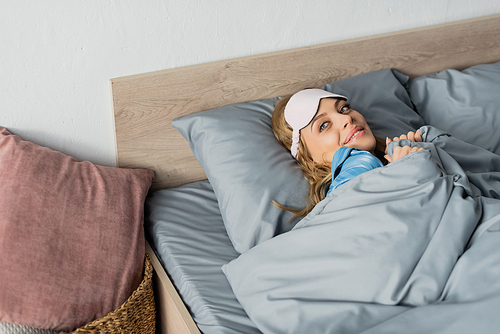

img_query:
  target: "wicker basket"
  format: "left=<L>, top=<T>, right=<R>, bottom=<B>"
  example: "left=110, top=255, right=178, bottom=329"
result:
left=61, top=254, right=156, bottom=334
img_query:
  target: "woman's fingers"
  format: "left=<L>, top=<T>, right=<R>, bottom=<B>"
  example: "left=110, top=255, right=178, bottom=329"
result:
left=390, top=130, right=422, bottom=143
left=415, top=129, right=423, bottom=142
left=384, top=129, right=424, bottom=162
left=387, top=145, right=425, bottom=163
left=385, top=129, right=424, bottom=160
left=385, top=137, right=392, bottom=154
left=407, top=131, right=415, bottom=141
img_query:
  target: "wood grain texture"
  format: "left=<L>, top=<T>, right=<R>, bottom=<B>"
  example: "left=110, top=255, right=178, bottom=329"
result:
left=114, top=15, right=500, bottom=333
left=113, top=14, right=500, bottom=190
left=146, top=242, right=200, bottom=334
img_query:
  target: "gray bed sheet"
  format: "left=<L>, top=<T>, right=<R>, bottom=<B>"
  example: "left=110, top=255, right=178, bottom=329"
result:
left=144, top=180, right=261, bottom=334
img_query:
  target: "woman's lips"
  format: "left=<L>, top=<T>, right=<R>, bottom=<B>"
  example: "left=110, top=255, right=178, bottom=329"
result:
left=344, top=126, right=364, bottom=144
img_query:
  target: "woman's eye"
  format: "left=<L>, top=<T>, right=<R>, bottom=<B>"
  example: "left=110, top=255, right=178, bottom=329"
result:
left=339, top=104, right=351, bottom=114
left=319, top=122, right=328, bottom=132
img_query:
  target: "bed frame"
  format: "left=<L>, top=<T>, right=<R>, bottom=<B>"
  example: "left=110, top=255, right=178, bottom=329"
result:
left=111, top=14, right=500, bottom=334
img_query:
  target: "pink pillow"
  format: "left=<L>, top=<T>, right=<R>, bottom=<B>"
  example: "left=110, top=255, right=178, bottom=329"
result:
left=0, top=127, right=154, bottom=332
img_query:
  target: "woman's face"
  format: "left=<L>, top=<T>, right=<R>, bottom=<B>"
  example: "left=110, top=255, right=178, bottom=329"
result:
left=300, top=98, right=376, bottom=165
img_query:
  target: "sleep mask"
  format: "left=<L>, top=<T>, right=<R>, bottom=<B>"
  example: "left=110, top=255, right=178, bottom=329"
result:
left=284, top=89, right=347, bottom=159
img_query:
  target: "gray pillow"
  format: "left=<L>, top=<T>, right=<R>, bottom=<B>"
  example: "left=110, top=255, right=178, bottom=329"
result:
left=407, top=62, right=500, bottom=155
left=173, top=69, right=424, bottom=253
left=173, top=98, right=308, bottom=253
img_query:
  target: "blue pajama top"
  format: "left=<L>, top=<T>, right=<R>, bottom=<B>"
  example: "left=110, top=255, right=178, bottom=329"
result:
left=327, top=147, right=384, bottom=195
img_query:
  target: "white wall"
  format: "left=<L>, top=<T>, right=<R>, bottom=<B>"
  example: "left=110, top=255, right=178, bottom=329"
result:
left=1, top=0, right=499, bottom=167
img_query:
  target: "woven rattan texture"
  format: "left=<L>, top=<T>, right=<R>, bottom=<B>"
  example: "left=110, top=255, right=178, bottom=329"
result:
left=61, top=254, right=155, bottom=334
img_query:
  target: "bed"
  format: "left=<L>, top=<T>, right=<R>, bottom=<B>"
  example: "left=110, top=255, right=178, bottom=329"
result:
left=111, top=14, right=500, bottom=334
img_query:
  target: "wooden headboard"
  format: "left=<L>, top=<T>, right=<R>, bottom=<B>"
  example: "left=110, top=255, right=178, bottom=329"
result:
left=112, top=14, right=500, bottom=192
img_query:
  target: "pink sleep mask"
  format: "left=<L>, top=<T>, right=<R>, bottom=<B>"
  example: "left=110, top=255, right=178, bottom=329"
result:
left=284, top=89, right=346, bottom=159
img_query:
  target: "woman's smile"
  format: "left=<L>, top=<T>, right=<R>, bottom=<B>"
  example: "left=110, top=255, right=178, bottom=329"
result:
left=344, top=126, right=365, bottom=145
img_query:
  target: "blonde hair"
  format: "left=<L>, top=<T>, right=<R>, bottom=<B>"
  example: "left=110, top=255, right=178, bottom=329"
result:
left=271, top=94, right=387, bottom=219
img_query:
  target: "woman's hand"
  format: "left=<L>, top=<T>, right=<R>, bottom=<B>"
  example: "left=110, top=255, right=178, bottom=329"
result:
left=385, top=145, right=425, bottom=163
left=386, top=129, right=423, bottom=145
left=384, top=129, right=424, bottom=162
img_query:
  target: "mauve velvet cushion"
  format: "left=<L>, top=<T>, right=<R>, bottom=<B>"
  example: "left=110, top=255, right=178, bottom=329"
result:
left=0, top=127, right=154, bottom=332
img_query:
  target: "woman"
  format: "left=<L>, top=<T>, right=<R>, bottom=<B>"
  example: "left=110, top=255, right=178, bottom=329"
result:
left=271, top=88, right=423, bottom=218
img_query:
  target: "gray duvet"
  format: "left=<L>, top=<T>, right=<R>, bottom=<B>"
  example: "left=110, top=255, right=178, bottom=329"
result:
left=223, top=126, right=500, bottom=334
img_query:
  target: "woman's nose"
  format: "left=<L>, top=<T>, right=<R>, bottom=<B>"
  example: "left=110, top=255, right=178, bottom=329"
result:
left=342, top=114, right=353, bottom=129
